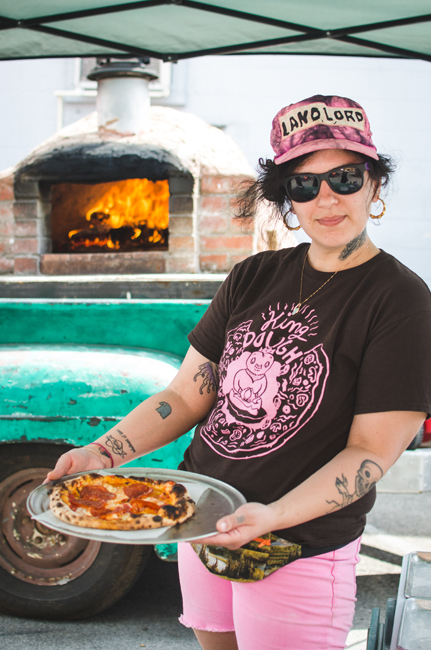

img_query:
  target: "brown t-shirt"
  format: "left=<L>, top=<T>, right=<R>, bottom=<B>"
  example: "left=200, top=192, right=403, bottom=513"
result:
left=182, top=244, right=431, bottom=548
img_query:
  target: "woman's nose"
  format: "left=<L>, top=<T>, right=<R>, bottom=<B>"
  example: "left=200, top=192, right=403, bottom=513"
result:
left=317, top=180, right=339, bottom=206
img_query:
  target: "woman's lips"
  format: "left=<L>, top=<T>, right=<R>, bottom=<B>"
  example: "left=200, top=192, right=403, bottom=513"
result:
left=317, top=215, right=346, bottom=226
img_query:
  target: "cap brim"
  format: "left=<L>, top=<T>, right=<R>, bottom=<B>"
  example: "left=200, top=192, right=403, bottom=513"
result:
left=274, top=139, right=379, bottom=165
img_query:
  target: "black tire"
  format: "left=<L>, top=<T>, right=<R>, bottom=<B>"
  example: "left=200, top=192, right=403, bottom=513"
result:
left=0, top=442, right=152, bottom=620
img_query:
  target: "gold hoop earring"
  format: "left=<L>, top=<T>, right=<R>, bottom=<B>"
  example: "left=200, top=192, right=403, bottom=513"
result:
left=283, top=211, right=301, bottom=231
left=370, top=198, right=386, bottom=220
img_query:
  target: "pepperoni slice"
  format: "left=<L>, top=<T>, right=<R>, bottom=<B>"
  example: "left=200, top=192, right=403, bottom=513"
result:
left=79, top=485, right=115, bottom=501
left=69, top=497, right=108, bottom=510
left=123, top=484, right=153, bottom=498
left=130, top=498, right=161, bottom=514
left=89, top=507, right=110, bottom=517
left=90, top=504, right=131, bottom=518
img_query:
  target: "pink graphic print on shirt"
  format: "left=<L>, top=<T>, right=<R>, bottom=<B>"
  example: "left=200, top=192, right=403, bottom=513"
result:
left=200, top=303, right=329, bottom=459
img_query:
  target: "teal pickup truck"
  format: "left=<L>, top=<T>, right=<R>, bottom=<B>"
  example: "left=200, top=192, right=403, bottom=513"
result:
left=0, top=298, right=209, bottom=620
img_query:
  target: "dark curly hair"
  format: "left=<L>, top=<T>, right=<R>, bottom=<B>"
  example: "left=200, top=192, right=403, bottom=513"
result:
left=234, top=152, right=396, bottom=226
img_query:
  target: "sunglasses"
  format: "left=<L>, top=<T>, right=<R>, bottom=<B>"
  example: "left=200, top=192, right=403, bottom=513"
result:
left=284, top=162, right=370, bottom=203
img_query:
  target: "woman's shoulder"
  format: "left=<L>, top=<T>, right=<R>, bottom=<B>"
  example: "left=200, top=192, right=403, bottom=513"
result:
left=377, top=251, right=430, bottom=291
left=372, top=250, right=431, bottom=313
left=231, top=245, right=304, bottom=277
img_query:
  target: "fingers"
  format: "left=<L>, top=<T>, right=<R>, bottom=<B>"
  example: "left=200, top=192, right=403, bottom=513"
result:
left=44, top=448, right=106, bottom=483
left=217, top=512, right=246, bottom=533
left=201, top=503, right=277, bottom=549
left=45, top=454, right=74, bottom=482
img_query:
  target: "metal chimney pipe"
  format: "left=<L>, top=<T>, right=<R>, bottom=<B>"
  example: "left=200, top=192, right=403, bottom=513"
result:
left=87, top=59, right=158, bottom=135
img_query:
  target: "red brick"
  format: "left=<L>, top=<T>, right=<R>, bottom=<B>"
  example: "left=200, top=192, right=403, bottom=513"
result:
left=167, top=256, right=196, bottom=273
left=230, top=216, right=254, bottom=234
left=0, top=220, right=13, bottom=237
left=14, top=220, right=38, bottom=237
left=0, top=204, right=13, bottom=220
left=13, top=201, right=38, bottom=220
left=199, top=215, right=228, bottom=234
left=200, top=195, right=229, bottom=215
left=230, top=254, right=251, bottom=266
left=200, top=254, right=228, bottom=272
left=0, top=256, right=13, bottom=274
left=12, top=238, right=39, bottom=254
left=0, top=240, right=12, bottom=254
left=168, top=236, right=194, bottom=252
left=0, top=177, right=13, bottom=201
left=169, top=196, right=193, bottom=215
left=168, top=216, right=193, bottom=235
left=200, top=235, right=253, bottom=252
left=40, top=253, right=166, bottom=275
left=201, top=175, right=252, bottom=194
left=14, top=257, right=39, bottom=274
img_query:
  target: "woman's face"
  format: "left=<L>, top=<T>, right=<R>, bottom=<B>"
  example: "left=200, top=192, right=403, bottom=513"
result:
left=290, top=149, right=380, bottom=253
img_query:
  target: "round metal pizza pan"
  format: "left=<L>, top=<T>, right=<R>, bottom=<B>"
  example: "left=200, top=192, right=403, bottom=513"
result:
left=27, top=468, right=246, bottom=544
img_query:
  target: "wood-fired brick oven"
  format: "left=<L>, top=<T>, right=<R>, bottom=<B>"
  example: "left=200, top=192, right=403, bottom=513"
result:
left=0, top=60, right=294, bottom=277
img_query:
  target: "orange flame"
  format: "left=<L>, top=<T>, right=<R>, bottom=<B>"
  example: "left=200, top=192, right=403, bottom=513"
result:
left=67, top=178, right=169, bottom=250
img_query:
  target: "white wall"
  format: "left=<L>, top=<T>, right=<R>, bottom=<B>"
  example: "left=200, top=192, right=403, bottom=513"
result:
left=0, top=58, right=75, bottom=171
left=1, top=54, right=431, bottom=284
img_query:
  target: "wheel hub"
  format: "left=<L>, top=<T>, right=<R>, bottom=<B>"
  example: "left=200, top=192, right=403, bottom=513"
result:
left=0, top=468, right=101, bottom=586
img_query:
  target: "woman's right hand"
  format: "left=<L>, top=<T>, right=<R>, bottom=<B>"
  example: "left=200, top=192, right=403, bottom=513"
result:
left=45, top=447, right=110, bottom=483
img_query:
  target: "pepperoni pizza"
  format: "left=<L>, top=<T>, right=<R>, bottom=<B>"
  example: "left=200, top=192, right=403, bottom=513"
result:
left=49, top=473, right=196, bottom=530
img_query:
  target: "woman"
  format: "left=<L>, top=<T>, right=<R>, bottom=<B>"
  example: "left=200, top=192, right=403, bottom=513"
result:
left=47, top=95, right=431, bottom=650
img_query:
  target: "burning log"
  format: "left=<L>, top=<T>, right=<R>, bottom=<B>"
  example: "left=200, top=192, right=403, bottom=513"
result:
left=52, top=178, right=169, bottom=253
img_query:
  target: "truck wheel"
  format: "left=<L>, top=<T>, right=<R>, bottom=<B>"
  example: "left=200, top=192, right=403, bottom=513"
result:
left=0, top=443, right=151, bottom=620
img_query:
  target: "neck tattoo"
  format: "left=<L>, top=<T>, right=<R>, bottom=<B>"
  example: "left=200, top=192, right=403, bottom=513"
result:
left=339, top=230, right=367, bottom=261
left=292, top=242, right=370, bottom=316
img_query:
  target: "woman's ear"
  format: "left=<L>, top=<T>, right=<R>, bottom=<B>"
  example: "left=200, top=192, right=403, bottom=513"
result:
left=371, top=180, right=382, bottom=202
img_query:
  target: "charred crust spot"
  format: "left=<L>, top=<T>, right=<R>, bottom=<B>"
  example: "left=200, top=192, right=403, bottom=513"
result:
left=161, top=504, right=180, bottom=517
left=131, top=514, right=141, bottom=519
left=47, top=488, right=53, bottom=495
left=89, top=473, right=100, bottom=479
left=152, top=516, right=163, bottom=522
left=171, top=483, right=186, bottom=497
left=56, top=502, right=64, bottom=508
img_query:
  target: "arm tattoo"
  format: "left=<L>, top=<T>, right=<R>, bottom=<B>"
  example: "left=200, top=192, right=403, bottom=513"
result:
left=339, top=229, right=366, bottom=261
left=105, top=434, right=127, bottom=459
left=116, top=428, right=136, bottom=453
left=156, top=401, right=172, bottom=419
left=98, top=448, right=111, bottom=461
left=193, top=362, right=219, bottom=395
left=326, top=460, right=383, bottom=513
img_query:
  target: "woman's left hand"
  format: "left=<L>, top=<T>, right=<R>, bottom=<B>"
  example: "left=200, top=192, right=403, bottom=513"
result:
left=196, top=502, right=278, bottom=550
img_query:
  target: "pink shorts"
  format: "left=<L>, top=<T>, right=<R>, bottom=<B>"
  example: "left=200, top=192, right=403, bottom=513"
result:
left=178, top=537, right=361, bottom=650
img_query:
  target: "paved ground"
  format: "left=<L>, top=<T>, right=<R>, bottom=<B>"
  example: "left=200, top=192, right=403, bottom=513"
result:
left=346, top=491, right=431, bottom=649
left=1, top=491, right=430, bottom=650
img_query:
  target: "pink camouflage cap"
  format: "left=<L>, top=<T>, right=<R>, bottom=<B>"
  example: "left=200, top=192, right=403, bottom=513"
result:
left=271, top=94, right=379, bottom=165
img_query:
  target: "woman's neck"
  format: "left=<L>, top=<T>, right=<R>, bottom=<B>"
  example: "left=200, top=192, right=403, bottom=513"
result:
left=307, top=235, right=380, bottom=273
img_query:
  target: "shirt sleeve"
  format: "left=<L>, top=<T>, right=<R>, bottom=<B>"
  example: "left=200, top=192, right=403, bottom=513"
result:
left=354, top=309, right=431, bottom=416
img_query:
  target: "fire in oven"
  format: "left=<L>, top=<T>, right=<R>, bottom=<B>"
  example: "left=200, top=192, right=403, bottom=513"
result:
left=51, top=178, right=170, bottom=254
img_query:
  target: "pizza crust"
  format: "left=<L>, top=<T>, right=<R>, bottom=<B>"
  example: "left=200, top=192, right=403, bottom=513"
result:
left=48, top=473, right=196, bottom=530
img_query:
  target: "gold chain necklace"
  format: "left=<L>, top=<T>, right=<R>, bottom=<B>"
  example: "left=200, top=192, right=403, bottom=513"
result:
left=292, top=244, right=370, bottom=315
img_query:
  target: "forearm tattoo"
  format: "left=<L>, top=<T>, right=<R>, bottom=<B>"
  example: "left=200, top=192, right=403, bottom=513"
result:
left=193, top=362, right=219, bottom=395
left=98, top=448, right=111, bottom=462
left=116, top=428, right=136, bottom=453
left=326, top=460, right=383, bottom=513
left=105, top=434, right=127, bottom=459
left=156, top=401, right=172, bottom=419
left=339, top=229, right=366, bottom=261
